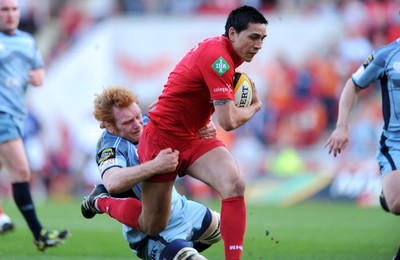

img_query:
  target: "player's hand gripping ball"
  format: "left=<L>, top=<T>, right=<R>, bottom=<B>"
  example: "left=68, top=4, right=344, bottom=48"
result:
left=233, top=71, right=253, bottom=108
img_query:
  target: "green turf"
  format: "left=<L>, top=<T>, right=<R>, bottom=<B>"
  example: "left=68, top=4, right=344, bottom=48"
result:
left=0, top=198, right=398, bottom=259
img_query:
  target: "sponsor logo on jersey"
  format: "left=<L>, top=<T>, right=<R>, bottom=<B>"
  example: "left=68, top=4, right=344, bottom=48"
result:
left=362, top=54, right=374, bottom=67
left=212, top=56, right=230, bottom=76
left=393, top=62, right=400, bottom=72
left=98, top=158, right=118, bottom=172
left=98, top=147, right=116, bottom=164
left=353, top=65, right=365, bottom=80
left=213, top=87, right=230, bottom=93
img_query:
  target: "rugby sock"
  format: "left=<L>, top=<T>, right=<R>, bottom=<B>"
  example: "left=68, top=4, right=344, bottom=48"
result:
left=193, top=241, right=212, bottom=252
left=221, top=196, right=246, bottom=260
left=12, top=182, right=42, bottom=239
left=97, top=197, right=142, bottom=231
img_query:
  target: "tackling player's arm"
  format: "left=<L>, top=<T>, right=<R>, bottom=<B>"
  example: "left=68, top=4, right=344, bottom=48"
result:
left=102, top=148, right=179, bottom=194
left=102, top=121, right=214, bottom=194
left=213, top=83, right=262, bottom=131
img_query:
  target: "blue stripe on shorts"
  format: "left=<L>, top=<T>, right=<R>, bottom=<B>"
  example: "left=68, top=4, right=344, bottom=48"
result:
left=376, top=131, right=400, bottom=175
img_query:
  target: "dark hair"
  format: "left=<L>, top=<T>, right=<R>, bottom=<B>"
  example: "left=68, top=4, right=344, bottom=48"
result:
left=224, top=5, right=268, bottom=37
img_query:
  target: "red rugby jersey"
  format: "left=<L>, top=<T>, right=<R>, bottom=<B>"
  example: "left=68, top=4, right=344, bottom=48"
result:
left=149, top=35, right=243, bottom=138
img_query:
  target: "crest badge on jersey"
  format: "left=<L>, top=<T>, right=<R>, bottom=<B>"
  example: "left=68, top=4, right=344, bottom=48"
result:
left=98, top=147, right=118, bottom=172
left=98, top=147, right=116, bottom=164
left=212, top=56, right=230, bottom=76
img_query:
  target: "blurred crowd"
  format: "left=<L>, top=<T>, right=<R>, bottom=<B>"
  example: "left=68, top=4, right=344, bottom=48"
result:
left=3, top=0, right=398, bottom=200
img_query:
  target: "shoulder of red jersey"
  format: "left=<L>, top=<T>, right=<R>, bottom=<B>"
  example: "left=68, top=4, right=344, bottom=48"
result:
left=194, top=37, right=233, bottom=77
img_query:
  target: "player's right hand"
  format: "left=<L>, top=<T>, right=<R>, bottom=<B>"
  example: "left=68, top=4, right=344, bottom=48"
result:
left=250, top=82, right=262, bottom=111
left=154, top=148, right=179, bottom=174
left=324, top=126, right=349, bottom=157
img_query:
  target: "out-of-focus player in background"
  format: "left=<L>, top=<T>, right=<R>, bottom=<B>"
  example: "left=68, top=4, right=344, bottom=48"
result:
left=325, top=35, right=400, bottom=260
left=137, top=5, right=267, bottom=260
left=0, top=0, right=69, bottom=251
left=81, top=86, right=221, bottom=259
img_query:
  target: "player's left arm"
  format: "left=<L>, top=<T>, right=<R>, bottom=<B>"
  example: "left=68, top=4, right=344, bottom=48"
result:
left=28, top=67, right=45, bottom=87
left=213, top=82, right=262, bottom=131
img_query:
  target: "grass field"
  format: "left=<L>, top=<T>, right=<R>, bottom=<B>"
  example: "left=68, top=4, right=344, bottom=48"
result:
left=0, top=198, right=398, bottom=260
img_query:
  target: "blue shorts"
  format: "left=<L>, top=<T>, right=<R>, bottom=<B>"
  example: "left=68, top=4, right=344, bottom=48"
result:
left=376, top=131, right=400, bottom=176
left=123, top=192, right=209, bottom=259
left=0, top=112, right=23, bottom=144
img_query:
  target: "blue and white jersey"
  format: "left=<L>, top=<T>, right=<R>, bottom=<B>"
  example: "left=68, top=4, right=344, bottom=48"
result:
left=96, top=130, right=143, bottom=200
left=95, top=115, right=183, bottom=247
left=352, top=38, right=400, bottom=132
left=0, top=30, right=44, bottom=120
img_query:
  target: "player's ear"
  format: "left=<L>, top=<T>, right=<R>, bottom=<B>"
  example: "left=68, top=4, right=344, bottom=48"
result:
left=228, top=27, right=237, bottom=41
left=104, top=121, right=115, bottom=134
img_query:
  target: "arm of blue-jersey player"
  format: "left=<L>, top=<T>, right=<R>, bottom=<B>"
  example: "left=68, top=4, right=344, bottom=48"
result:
left=102, top=148, right=179, bottom=194
left=324, top=78, right=362, bottom=157
left=28, top=68, right=45, bottom=87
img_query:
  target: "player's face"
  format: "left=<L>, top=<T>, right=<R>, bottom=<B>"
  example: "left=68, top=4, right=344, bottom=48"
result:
left=231, top=23, right=267, bottom=62
left=112, top=103, right=144, bottom=143
left=0, top=0, right=19, bottom=35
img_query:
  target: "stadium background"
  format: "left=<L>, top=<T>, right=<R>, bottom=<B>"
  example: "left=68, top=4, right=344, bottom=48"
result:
left=0, top=0, right=397, bottom=210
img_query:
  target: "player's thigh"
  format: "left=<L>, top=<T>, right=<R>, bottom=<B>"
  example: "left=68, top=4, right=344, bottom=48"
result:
left=187, top=146, right=244, bottom=198
left=0, top=138, right=30, bottom=181
left=382, top=170, right=400, bottom=206
left=140, top=180, right=174, bottom=235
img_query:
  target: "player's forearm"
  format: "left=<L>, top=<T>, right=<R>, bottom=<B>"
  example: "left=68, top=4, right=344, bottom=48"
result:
left=230, top=105, right=260, bottom=130
left=215, top=100, right=261, bottom=131
left=336, top=78, right=359, bottom=129
left=103, top=164, right=157, bottom=194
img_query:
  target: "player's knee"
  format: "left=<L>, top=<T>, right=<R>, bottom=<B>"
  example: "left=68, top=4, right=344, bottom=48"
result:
left=222, top=174, right=245, bottom=198
left=139, top=218, right=168, bottom=236
left=141, top=224, right=167, bottom=236
left=383, top=192, right=400, bottom=215
left=160, top=239, right=207, bottom=260
left=229, top=175, right=245, bottom=196
left=10, top=166, right=31, bottom=182
left=389, top=199, right=400, bottom=215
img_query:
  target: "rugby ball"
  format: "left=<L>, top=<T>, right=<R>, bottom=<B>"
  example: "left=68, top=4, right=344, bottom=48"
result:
left=233, top=71, right=253, bottom=108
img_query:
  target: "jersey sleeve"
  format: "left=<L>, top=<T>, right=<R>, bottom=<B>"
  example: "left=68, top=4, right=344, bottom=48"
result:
left=352, top=48, right=386, bottom=89
left=97, top=136, right=131, bottom=177
left=33, top=43, right=44, bottom=69
left=198, top=49, right=235, bottom=101
left=24, top=32, right=44, bottom=69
